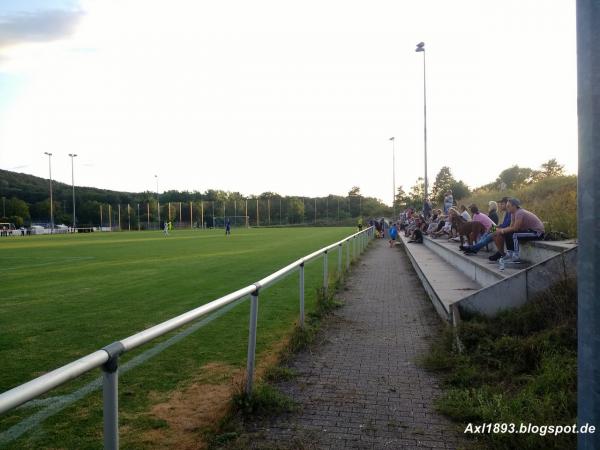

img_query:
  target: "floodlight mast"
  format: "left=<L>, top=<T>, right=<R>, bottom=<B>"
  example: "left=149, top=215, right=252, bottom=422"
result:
left=390, top=137, right=396, bottom=218
left=68, top=154, right=77, bottom=229
left=155, top=175, right=160, bottom=228
left=415, top=41, right=428, bottom=203
left=44, top=152, right=54, bottom=233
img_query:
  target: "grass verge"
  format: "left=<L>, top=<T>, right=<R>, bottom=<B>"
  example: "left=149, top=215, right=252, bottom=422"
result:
left=208, top=282, right=345, bottom=449
left=422, top=278, right=577, bottom=450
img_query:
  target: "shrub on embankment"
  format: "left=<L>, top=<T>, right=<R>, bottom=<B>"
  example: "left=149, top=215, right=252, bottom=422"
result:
left=423, top=279, right=577, bottom=450
left=461, top=175, right=577, bottom=237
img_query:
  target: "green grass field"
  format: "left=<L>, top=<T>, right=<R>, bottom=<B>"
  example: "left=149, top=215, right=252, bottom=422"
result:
left=0, top=227, right=356, bottom=449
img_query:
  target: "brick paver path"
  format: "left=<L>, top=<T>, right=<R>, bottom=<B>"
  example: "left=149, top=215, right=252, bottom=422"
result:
left=241, top=239, right=466, bottom=449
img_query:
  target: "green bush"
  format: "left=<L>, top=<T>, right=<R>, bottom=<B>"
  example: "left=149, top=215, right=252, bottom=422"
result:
left=422, top=279, right=577, bottom=450
left=460, top=176, right=577, bottom=237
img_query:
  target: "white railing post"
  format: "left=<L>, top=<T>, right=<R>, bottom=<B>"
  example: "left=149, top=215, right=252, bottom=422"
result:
left=338, top=243, right=342, bottom=276
left=323, top=251, right=328, bottom=294
left=346, top=239, right=350, bottom=270
left=245, top=291, right=259, bottom=395
left=299, top=263, right=305, bottom=328
left=102, top=356, right=120, bottom=450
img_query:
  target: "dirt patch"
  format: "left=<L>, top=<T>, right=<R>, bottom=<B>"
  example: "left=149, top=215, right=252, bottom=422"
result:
left=137, top=339, right=291, bottom=450
left=137, top=363, right=241, bottom=450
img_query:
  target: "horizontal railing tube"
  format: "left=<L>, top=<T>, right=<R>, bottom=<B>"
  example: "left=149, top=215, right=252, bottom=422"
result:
left=0, top=350, right=109, bottom=414
left=120, top=285, right=257, bottom=352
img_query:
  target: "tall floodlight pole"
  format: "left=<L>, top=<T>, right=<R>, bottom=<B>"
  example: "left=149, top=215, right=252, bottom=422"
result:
left=389, top=137, right=396, bottom=218
left=577, top=1, right=600, bottom=448
left=155, top=175, right=160, bottom=229
left=415, top=42, right=428, bottom=202
left=44, top=152, right=54, bottom=233
left=68, top=153, right=77, bottom=229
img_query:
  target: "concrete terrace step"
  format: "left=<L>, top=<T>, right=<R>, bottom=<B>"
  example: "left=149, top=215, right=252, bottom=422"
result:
left=423, top=235, right=528, bottom=284
left=401, top=233, right=578, bottom=320
left=399, top=236, right=481, bottom=319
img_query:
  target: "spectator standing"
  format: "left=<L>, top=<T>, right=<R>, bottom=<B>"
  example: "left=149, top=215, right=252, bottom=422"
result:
left=389, top=223, right=398, bottom=247
left=443, top=190, right=454, bottom=214
left=423, top=198, right=432, bottom=219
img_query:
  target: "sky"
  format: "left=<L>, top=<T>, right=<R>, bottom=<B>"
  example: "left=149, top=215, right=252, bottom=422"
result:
left=0, top=0, right=577, bottom=204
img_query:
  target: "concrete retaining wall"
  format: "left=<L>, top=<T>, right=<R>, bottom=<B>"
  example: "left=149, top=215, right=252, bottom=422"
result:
left=458, top=246, right=577, bottom=317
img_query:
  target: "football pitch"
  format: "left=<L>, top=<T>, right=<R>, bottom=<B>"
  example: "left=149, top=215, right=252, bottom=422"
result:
left=0, top=226, right=355, bottom=448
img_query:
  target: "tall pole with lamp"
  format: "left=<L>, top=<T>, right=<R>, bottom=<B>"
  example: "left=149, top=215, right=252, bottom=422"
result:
left=68, top=153, right=77, bottom=229
left=415, top=42, right=428, bottom=203
left=389, top=137, right=396, bottom=218
left=155, top=175, right=160, bottom=229
left=44, top=152, right=54, bottom=233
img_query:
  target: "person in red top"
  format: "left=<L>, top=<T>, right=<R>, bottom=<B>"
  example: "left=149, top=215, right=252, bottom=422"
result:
left=492, top=198, right=545, bottom=263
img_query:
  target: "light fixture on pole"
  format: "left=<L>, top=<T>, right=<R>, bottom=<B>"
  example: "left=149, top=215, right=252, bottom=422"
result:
left=155, top=175, right=160, bottom=228
left=415, top=41, right=428, bottom=202
left=68, top=153, right=77, bottom=229
left=44, top=152, right=54, bottom=233
left=389, top=137, right=396, bottom=218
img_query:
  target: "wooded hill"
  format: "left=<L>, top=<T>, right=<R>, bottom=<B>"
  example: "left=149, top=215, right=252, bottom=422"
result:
left=0, top=169, right=392, bottom=228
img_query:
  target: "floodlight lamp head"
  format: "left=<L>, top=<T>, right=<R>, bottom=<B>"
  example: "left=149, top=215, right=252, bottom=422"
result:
left=389, top=137, right=394, bottom=141
left=44, top=152, right=52, bottom=156
left=415, top=42, right=425, bottom=52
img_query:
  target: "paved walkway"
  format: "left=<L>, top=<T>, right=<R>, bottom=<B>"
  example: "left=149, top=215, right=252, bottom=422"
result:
left=240, top=239, right=467, bottom=449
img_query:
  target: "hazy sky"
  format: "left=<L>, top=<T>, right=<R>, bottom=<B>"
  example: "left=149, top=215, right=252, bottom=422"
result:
left=0, top=0, right=577, bottom=204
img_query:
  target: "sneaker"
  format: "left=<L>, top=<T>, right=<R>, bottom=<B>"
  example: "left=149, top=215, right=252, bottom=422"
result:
left=459, top=245, right=467, bottom=251
left=464, top=248, right=477, bottom=255
left=488, top=251, right=504, bottom=262
left=508, top=253, right=522, bottom=264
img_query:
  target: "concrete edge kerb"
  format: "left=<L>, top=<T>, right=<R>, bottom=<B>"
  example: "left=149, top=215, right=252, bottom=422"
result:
left=422, top=236, right=505, bottom=280
left=398, top=238, right=451, bottom=320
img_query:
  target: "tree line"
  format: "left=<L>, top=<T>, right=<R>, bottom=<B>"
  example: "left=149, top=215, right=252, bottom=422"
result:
left=0, top=169, right=392, bottom=228
left=393, top=158, right=567, bottom=211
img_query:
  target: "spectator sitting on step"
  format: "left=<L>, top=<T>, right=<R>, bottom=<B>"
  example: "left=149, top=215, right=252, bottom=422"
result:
left=425, top=209, right=443, bottom=235
left=488, top=201, right=499, bottom=225
left=469, top=204, right=494, bottom=234
left=461, top=197, right=511, bottom=255
left=408, top=215, right=426, bottom=241
left=430, top=213, right=448, bottom=238
left=489, top=198, right=545, bottom=263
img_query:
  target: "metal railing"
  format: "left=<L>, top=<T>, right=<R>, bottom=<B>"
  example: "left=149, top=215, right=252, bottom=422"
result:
left=0, top=226, right=374, bottom=449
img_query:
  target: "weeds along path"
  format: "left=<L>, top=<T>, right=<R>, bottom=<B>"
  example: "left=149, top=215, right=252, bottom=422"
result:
left=239, top=238, right=466, bottom=449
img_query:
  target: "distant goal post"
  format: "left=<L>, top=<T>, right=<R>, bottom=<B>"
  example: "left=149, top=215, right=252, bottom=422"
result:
left=212, top=216, right=250, bottom=228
